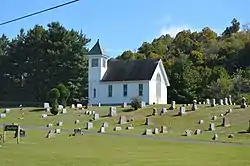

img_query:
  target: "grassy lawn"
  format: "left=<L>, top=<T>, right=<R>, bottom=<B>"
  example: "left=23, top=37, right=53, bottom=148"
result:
left=0, top=131, right=250, bottom=166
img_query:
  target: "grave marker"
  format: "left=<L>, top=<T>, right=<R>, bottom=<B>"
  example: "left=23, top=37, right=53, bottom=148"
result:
left=3, top=124, right=21, bottom=144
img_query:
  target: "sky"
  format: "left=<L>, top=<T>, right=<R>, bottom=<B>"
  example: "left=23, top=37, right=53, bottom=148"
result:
left=0, top=0, right=249, bottom=57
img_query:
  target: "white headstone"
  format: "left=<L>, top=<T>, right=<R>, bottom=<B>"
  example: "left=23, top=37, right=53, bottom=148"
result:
left=209, top=123, right=215, bottom=131
left=76, top=104, right=83, bottom=108
left=219, top=99, right=224, bottom=105
left=198, top=120, right=204, bottom=124
left=118, top=116, right=127, bottom=124
left=75, top=120, right=80, bottom=124
left=144, top=129, right=152, bottom=135
left=224, top=97, right=228, bottom=105
left=41, top=114, right=47, bottom=118
left=102, top=122, right=109, bottom=127
left=86, top=122, right=93, bottom=130
left=44, top=103, right=50, bottom=108
left=194, top=129, right=201, bottom=135
left=57, top=121, right=63, bottom=126
left=58, top=105, right=63, bottom=110
left=71, top=104, right=76, bottom=109
left=0, top=113, right=6, bottom=118
left=114, top=126, right=122, bottom=131
left=93, top=113, right=100, bottom=120
left=141, top=101, right=146, bottom=108
left=170, top=101, right=176, bottom=110
left=192, top=100, right=198, bottom=111
left=211, top=99, right=216, bottom=107
left=153, top=128, right=159, bottom=134
left=99, top=127, right=105, bottom=133
left=109, top=107, right=117, bottom=117
left=98, top=103, right=101, bottom=107
left=179, top=106, right=186, bottom=116
left=55, top=129, right=61, bottom=134
left=47, top=123, right=53, bottom=128
left=61, top=108, right=67, bottom=114
left=46, top=107, right=50, bottom=112
left=212, top=133, right=218, bottom=140
left=206, top=99, right=210, bottom=105
left=212, top=116, right=217, bottom=121
left=160, top=108, right=167, bottom=115
left=4, top=109, right=10, bottom=114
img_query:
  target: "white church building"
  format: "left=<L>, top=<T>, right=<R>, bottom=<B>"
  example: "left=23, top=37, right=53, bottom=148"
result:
left=87, top=40, right=170, bottom=105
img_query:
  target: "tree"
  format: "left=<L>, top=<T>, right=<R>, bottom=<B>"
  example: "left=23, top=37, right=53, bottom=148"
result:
left=57, top=83, right=70, bottom=107
left=48, top=88, right=60, bottom=115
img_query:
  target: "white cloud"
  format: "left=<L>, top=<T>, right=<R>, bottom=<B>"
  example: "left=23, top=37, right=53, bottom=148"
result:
left=159, top=25, right=198, bottom=37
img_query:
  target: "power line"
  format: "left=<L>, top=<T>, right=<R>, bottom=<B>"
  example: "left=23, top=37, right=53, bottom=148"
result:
left=0, top=0, right=80, bottom=26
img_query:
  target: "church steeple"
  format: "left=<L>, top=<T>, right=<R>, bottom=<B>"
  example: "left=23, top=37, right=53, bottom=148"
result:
left=87, top=39, right=105, bottom=55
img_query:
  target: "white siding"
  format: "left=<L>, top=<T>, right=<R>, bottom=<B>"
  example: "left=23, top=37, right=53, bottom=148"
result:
left=89, top=81, right=149, bottom=105
left=149, top=63, right=168, bottom=104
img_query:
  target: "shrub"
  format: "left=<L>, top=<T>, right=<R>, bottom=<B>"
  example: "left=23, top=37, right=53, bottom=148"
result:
left=235, top=93, right=250, bottom=105
left=48, top=88, right=60, bottom=115
left=131, top=97, right=141, bottom=110
left=57, top=83, right=70, bottom=107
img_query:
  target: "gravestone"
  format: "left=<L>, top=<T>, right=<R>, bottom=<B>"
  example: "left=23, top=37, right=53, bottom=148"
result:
left=248, top=120, right=250, bottom=133
left=98, top=103, right=101, bottom=107
left=227, top=108, right=232, bottom=114
left=54, top=129, right=61, bottom=134
left=192, top=100, right=198, bottom=111
left=46, top=107, right=50, bottom=112
left=212, top=116, right=217, bottom=121
left=198, top=102, right=201, bottom=105
left=145, top=117, right=152, bottom=125
left=211, top=99, right=216, bottom=107
left=228, top=95, right=232, bottom=105
left=198, top=120, right=204, bottom=124
left=212, top=134, right=218, bottom=140
left=219, top=99, right=224, bottom=105
left=241, top=97, right=247, bottom=108
left=58, top=105, right=63, bottom=110
left=102, top=122, right=109, bottom=127
left=99, top=127, right=105, bottom=133
left=47, top=123, right=53, bottom=128
left=202, top=101, right=206, bottom=105
left=220, top=113, right=224, bottom=117
left=73, top=128, right=83, bottom=135
left=61, top=108, right=67, bottom=114
left=57, top=121, right=63, bottom=126
left=76, top=104, right=83, bottom=109
left=169, top=101, right=176, bottom=110
left=185, top=130, right=192, bottom=136
left=86, top=122, right=93, bottom=130
left=160, top=108, right=167, bottom=115
left=222, top=117, right=230, bottom=127
left=14, top=129, right=26, bottom=138
left=118, top=116, right=126, bottom=124
left=141, top=101, right=146, bottom=108
left=75, top=120, right=80, bottom=124
left=4, top=109, right=10, bottom=114
left=228, top=134, right=234, bottom=138
left=194, top=129, right=201, bottom=135
left=179, top=106, right=186, bottom=116
left=152, top=108, right=158, bottom=116
left=71, top=104, right=76, bottom=109
left=114, top=126, right=122, bottom=131
left=224, top=97, right=228, bottom=105
left=109, top=107, right=117, bottom=117
left=143, top=129, right=152, bottom=135
left=44, top=103, right=50, bottom=109
left=46, top=130, right=55, bottom=138
left=93, top=113, right=100, bottom=120
left=126, top=126, right=134, bottom=130
left=41, top=114, right=47, bottom=118
left=122, top=102, right=127, bottom=108
left=206, top=99, right=210, bottom=105
left=160, top=125, right=168, bottom=133
left=209, top=123, right=215, bottom=131
left=0, top=114, right=6, bottom=119
left=153, top=128, right=159, bottom=134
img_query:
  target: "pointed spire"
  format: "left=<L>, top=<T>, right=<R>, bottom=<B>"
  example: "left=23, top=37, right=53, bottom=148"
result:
left=87, top=39, right=105, bottom=55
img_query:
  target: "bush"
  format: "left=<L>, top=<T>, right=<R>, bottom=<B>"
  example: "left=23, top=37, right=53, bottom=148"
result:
left=57, top=83, right=70, bottom=107
left=235, top=93, right=250, bottom=105
left=51, top=104, right=59, bottom=115
left=131, top=97, right=141, bottom=110
left=48, top=88, right=60, bottom=115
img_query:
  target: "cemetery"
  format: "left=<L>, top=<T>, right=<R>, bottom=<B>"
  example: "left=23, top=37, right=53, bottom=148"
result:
left=0, top=98, right=250, bottom=165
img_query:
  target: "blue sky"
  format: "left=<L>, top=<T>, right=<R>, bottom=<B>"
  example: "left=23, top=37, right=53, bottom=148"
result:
left=0, top=0, right=249, bottom=57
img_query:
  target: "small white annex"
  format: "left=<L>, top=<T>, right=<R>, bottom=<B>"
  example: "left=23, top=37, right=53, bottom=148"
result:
left=87, top=40, right=170, bottom=105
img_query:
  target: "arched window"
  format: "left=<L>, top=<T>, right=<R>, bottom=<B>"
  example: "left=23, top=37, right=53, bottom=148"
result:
left=156, top=73, right=161, bottom=98
left=93, top=88, right=96, bottom=98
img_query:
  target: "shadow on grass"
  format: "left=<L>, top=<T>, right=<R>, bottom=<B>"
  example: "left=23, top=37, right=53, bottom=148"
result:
left=29, top=108, right=46, bottom=112
left=100, top=115, right=110, bottom=118
left=238, top=131, right=249, bottom=134
left=122, top=108, right=135, bottom=113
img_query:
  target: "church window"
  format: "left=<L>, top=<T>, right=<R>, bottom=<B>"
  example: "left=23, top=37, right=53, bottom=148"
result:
left=102, top=59, right=106, bottom=67
left=139, top=84, right=143, bottom=96
left=91, top=58, right=98, bottom=67
left=93, top=88, right=96, bottom=98
left=108, top=85, right=113, bottom=97
left=156, top=73, right=161, bottom=98
left=123, top=84, right=127, bottom=97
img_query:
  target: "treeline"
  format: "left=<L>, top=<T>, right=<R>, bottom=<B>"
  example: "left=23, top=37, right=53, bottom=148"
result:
left=0, top=19, right=250, bottom=104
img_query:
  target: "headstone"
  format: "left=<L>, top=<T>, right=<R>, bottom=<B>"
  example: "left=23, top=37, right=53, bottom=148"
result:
left=228, top=95, right=232, bottom=105
left=76, top=104, right=83, bottom=109
left=73, top=128, right=83, bottom=135
left=122, top=102, right=127, bottom=108
left=222, top=117, right=230, bottom=127
left=198, top=102, right=201, bottom=105
left=109, top=107, right=117, bottom=117
left=220, top=113, right=224, bottom=117
left=248, top=120, right=250, bottom=133
left=198, top=120, right=204, bottom=124
left=86, top=122, right=93, bottom=130
left=19, top=129, right=26, bottom=138
left=61, top=108, right=67, bottom=114
left=241, top=97, right=247, bottom=108
left=227, top=108, right=232, bottom=114
left=160, top=108, right=167, bottom=115
left=4, top=109, right=10, bottom=114
left=41, top=114, right=47, bottom=118
left=152, top=108, right=158, bottom=116
left=194, top=129, right=201, bottom=135
left=153, top=128, right=159, bottom=134
left=0, top=114, right=6, bottom=118
left=141, top=101, right=146, bottom=108
left=224, top=97, right=228, bottom=105
left=202, top=101, right=206, bottom=105
left=75, top=120, right=80, bottom=124
left=102, top=122, right=109, bottom=128
left=143, top=129, right=152, bottom=135
left=212, top=134, right=218, bottom=140
left=209, top=123, right=215, bottom=131
left=58, top=105, right=63, bottom=110
left=54, top=129, right=61, bottom=134
left=47, top=123, right=53, bottom=128
left=71, top=104, right=76, bottom=109
left=57, top=121, right=63, bottom=126
left=118, top=116, right=127, bottom=124
left=114, top=126, right=122, bottom=131
left=126, top=126, right=134, bottom=130
left=179, top=106, right=186, bottom=116
left=219, top=99, right=224, bottom=105
left=160, top=125, right=168, bottom=133
left=145, top=117, right=152, bottom=125
left=93, top=113, right=100, bottom=120
left=87, top=110, right=93, bottom=115
left=44, top=103, right=50, bottom=108
left=212, top=116, right=217, bottom=121
left=46, top=107, right=50, bottom=112
left=228, top=134, right=234, bottom=138
left=192, top=100, right=198, bottom=111
left=170, top=101, right=176, bottom=110
left=185, top=130, right=192, bottom=136
left=46, top=130, right=55, bottom=138
left=99, top=127, right=105, bottom=133
left=211, top=99, right=216, bottom=107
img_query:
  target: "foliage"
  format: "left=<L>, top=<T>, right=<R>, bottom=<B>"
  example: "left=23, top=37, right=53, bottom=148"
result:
left=131, top=97, right=141, bottom=110
left=57, top=83, right=70, bottom=107
left=48, top=88, right=60, bottom=115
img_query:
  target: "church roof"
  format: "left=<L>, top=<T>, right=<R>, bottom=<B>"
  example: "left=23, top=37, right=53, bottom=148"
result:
left=87, top=39, right=105, bottom=55
left=101, top=58, right=160, bottom=82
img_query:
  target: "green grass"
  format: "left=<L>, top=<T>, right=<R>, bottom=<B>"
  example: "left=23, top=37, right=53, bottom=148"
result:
left=1, top=104, right=250, bottom=165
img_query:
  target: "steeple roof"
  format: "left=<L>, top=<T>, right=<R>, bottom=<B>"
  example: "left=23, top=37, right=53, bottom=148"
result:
left=87, top=39, right=105, bottom=55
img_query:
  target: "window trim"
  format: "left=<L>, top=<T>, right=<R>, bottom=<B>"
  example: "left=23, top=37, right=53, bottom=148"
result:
left=139, top=84, right=143, bottom=96
left=123, top=84, right=128, bottom=97
left=102, top=58, right=106, bottom=68
left=108, top=85, right=113, bottom=97
left=91, top=58, right=98, bottom=67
